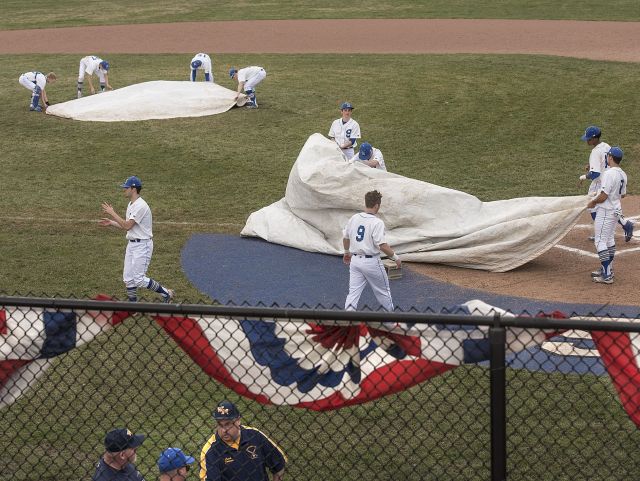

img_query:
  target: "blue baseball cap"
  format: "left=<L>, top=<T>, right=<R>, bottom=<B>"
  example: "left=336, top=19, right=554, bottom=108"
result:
left=358, top=142, right=373, bottom=160
left=100, top=60, right=110, bottom=71
left=608, top=146, right=624, bottom=160
left=120, top=176, right=142, bottom=189
left=229, top=67, right=238, bottom=78
left=157, top=448, right=195, bottom=473
left=191, top=60, right=202, bottom=69
left=104, top=428, right=145, bottom=453
left=213, top=400, right=240, bottom=420
left=581, top=125, right=601, bottom=141
left=340, top=102, right=354, bottom=110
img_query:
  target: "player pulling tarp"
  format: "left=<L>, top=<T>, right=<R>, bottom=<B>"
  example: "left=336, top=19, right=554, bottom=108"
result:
left=46, top=80, right=247, bottom=122
left=242, top=133, right=588, bottom=272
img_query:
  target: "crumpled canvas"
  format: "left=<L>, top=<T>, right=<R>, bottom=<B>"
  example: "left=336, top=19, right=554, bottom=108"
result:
left=241, top=133, right=588, bottom=272
left=46, top=80, right=247, bottom=121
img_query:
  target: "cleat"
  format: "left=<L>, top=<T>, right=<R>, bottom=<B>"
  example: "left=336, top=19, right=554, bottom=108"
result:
left=624, top=221, right=634, bottom=242
left=591, top=270, right=614, bottom=279
left=30, top=105, right=42, bottom=112
left=162, top=288, right=175, bottom=303
left=592, top=275, right=614, bottom=285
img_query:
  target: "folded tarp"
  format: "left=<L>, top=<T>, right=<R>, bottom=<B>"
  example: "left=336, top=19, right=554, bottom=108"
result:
left=241, top=133, right=588, bottom=272
left=46, top=80, right=247, bottom=121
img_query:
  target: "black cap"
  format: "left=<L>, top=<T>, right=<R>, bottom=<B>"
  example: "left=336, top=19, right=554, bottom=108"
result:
left=213, top=401, right=240, bottom=420
left=104, top=428, right=145, bottom=452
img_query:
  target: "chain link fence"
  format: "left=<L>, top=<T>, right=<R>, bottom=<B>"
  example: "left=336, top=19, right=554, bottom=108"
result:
left=0, top=296, right=639, bottom=481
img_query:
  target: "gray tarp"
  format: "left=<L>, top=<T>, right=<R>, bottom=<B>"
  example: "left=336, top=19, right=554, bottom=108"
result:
left=46, top=80, right=246, bottom=121
left=241, top=133, right=588, bottom=272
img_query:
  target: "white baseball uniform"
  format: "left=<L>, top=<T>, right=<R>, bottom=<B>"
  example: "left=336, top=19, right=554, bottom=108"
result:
left=18, top=71, right=47, bottom=93
left=238, top=66, right=266, bottom=91
left=123, top=197, right=154, bottom=289
left=587, top=141, right=611, bottom=210
left=593, top=165, right=627, bottom=279
left=329, top=118, right=361, bottom=160
left=78, top=56, right=107, bottom=83
left=349, top=147, right=386, bottom=171
left=190, top=53, right=214, bottom=82
left=343, top=212, right=394, bottom=311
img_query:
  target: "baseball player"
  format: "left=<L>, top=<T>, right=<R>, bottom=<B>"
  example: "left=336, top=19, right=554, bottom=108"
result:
left=343, top=190, right=401, bottom=311
left=157, top=447, right=194, bottom=481
left=18, top=71, right=56, bottom=112
left=190, top=53, right=214, bottom=83
left=329, top=102, right=361, bottom=160
left=587, top=146, right=627, bottom=284
left=99, top=176, right=175, bottom=303
left=579, top=125, right=634, bottom=242
left=77, top=55, right=112, bottom=98
left=229, top=66, right=267, bottom=108
left=350, top=142, right=387, bottom=171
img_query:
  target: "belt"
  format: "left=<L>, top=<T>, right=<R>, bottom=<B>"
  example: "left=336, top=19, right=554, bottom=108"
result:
left=129, top=239, right=149, bottom=243
left=354, top=254, right=377, bottom=258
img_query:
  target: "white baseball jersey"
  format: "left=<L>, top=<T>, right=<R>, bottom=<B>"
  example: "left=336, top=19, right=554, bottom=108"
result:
left=596, top=166, right=627, bottom=211
left=329, top=118, right=361, bottom=157
left=191, top=53, right=212, bottom=71
left=343, top=212, right=385, bottom=256
left=587, top=141, right=611, bottom=195
left=125, top=197, right=153, bottom=240
left=343, top=212, right=393, bottom=311
left=79, top=56, right=106, bottom=82
left=238, top=66, right=266, bottom=90
left=349, top=147, right=386, bottom=171
left=19, top=71, right=47, bottom=91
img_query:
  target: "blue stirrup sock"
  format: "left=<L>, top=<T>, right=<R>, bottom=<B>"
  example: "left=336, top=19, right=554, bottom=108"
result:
left=205, top=72, right=211, bottom=82
left=147, top=278, right=169, bottom=296
left=126, top=286, right=138, bottom=302
left=191, top=69, right=197, bottom=82
left=100, top=82, right=106, bottom=92
left=598, top=250, right=612, bottom=277
left=77, top=81, right=83, bottom=97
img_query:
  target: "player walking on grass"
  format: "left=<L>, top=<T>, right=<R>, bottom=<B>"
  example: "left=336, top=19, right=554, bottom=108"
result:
left=100, top=176, right=175, bottom=302
left=329, top=102, right=361, bottom=160
left=587, top=147, right=628, bottom=284
left=343, top=190, right=401, bottom=311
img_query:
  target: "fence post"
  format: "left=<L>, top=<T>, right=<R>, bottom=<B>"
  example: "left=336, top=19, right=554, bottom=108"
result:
left=490, top=312, right=507, bottom=481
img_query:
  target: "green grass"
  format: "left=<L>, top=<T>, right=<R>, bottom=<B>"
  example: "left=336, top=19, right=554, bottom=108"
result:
left=2, top=0, right=640, bottom=29
left=1, top=320, right=639, bottom=481
left=1, top=52, right=639, bottom=298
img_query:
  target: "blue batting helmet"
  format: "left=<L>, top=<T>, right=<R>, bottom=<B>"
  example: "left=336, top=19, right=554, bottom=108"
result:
left=191, top=60, right=202, bottom=69
left=229, top=67, right=238, bottom=78
left=100, top=60, right=110, bottom=71
left=157, top=448, right=195, bottom=474
left=120, top=176, right=142, bottom=189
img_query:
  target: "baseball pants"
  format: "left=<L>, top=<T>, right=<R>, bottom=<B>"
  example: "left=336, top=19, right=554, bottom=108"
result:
left=18, top=75, right=38, bottom=93
left=594, top=208, right=616, bottom=253
left=243, top=68, right=266, bottom=92
left=345, top=255, right=394, bottom=311
left=123, top=239, right=154, bottom=288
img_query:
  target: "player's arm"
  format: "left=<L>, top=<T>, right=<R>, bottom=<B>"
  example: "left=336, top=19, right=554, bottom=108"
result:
left=587, top=191, right=608, bottom=209
left=379, top=243, right=401, bottom=268
left=100, top=202, right=136, bottom=230
left=104, top=72, right=112, bottom=90
left=342, top=237, right=352, bottom=264
left=87, top=74, right=96, bottom=94
left=236, top=80, right=245, bottom=94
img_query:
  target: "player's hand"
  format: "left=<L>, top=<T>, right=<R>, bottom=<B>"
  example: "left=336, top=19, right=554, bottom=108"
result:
left=395, top=258, right=402, bottom=268
left=101, top=202, right=116, bottom=217
left=343, top=253, right=352, bottom=265
left=90, top=87, right=96, bottom=95
left=99, top=218, right=113, bottom=227
left=107, top=85, right=113, bottom=90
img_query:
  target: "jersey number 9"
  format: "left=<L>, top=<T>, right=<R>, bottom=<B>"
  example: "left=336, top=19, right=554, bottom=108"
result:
left=356, top=225, right=365, bottom=242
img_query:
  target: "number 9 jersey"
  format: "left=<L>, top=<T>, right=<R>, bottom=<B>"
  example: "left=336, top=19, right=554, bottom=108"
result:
left=343, top=212, right=386, bottom=255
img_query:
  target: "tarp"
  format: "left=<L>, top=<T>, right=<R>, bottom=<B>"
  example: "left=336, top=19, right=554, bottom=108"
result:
left=241, top=133, right=588, bottom=272
left=45, top=80, right=247, bottom=122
